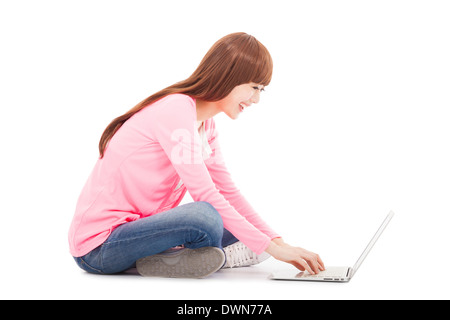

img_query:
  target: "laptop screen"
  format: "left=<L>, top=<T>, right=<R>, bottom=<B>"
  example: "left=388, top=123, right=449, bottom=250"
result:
left=351, top=211, right=394, bottom=277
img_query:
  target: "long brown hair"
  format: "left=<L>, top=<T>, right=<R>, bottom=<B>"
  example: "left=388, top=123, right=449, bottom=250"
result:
left=98, top=32, right=273, bottom=158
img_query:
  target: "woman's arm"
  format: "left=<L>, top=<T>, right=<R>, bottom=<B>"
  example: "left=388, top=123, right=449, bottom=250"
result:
left=150, top=95, right=272, bottom=255
left=204, top=120, right=280, bottom=240
left=201, top=120, right=325, bottom=272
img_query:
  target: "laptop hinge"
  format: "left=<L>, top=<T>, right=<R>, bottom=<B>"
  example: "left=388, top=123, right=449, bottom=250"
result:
left=346, top=268, right=351, bottom=277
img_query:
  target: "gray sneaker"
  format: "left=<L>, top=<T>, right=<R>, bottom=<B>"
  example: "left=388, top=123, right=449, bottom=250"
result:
left=136, top=247, right=225, bottom=278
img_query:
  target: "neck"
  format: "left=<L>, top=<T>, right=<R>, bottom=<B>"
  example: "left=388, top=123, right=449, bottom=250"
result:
left=195, top=99, right=221, bottom=122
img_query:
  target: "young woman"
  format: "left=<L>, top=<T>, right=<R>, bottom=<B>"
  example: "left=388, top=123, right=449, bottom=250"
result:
left=68, top=32, right=325, bottom=278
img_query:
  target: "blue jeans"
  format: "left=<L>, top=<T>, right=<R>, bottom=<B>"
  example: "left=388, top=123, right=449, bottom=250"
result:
left=73, top=201, right=238, bottom=274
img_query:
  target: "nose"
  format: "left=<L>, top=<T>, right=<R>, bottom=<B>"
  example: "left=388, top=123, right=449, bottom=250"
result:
left=251, top=90, right=260, bottom=104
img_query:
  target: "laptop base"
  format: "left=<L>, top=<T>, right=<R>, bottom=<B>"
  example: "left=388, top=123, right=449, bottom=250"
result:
left=270, top=266, right=352, bottom=282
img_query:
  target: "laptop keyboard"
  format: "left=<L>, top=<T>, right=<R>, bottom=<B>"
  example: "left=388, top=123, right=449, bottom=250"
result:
left=305, top=270, right=339, bottom=277
left=302, top=268, right=348, bottom=279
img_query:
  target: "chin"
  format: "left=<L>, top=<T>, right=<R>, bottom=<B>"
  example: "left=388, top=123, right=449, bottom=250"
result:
left=225, top=112, right=240, bottom=120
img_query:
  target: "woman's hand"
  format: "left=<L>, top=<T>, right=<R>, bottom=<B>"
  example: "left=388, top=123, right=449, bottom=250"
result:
left=266, top=238, right=325, bottom=274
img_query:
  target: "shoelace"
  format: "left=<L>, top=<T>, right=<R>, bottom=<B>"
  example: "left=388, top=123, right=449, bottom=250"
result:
left=224, top=242, right=257, bottom=268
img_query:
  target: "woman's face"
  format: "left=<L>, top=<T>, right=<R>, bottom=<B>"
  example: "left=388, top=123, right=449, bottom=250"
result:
left=217, top=82, right=265, bottom=119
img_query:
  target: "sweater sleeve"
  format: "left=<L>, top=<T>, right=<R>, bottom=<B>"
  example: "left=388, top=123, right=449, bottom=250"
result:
left=150, top=95, right=272, bottom=254
left=204, top=119, right=280, bottom=241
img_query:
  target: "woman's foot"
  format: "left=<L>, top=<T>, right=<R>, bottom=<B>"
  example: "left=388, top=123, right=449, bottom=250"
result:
left=222, top=241, right=271, bottom=268
left=136, top=247, right=225, bottom=278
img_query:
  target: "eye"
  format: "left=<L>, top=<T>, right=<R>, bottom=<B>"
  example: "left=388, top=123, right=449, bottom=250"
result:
left=252, top=86, right=265, bottom=92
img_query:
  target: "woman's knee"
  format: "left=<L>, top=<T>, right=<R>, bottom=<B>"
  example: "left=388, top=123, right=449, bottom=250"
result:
left=195, top=201, right=223, bottom=223
left=190, top=201, right=224, bottom=243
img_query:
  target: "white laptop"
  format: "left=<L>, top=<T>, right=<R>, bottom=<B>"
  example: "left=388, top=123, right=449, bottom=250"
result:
left=269, top=211, right=394, bottom=282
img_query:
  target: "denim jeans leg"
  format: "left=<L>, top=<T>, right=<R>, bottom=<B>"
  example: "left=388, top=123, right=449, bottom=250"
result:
left=73, top=245, right=104, bottom=275
left=74, top=201, right=224, bottom=274
left=222, top=228, right=239, bottom=247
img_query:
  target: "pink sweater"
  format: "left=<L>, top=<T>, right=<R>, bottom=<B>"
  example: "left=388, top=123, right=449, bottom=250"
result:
left=68, top=94, right=279, bottom=257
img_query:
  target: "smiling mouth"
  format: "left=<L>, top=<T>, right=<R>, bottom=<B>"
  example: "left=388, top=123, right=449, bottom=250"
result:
left=239, top=103, right=248, bottom=112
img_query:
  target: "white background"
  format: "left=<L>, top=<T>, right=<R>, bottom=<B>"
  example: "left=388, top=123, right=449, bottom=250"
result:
left=1, top=0, right=449, bottom=300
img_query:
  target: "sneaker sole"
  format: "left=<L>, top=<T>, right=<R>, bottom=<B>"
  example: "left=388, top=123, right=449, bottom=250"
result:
left=136, top=247, right=225, bottom=278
